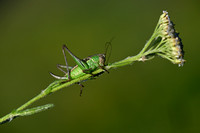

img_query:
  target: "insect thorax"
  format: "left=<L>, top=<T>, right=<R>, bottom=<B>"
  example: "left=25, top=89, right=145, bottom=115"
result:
left=86, top=54, right=105, bottom=69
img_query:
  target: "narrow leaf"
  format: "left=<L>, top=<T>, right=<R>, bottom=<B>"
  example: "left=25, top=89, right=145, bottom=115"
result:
left=18, top=104, right=54, bottom=116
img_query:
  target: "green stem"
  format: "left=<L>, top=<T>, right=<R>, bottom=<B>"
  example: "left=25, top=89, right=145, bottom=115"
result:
left=0, top=11, right=182, bottom=125
left=0, top=51, right=150, bottom=124
left=16, top=92, right=46, bottom=112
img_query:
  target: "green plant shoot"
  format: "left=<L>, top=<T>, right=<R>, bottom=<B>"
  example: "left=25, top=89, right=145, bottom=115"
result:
left=0, top=11, right=185, bottom=125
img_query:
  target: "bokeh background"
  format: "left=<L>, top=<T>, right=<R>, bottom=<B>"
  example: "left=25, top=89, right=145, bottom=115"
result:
left=0, top=0, right=199, bottom=133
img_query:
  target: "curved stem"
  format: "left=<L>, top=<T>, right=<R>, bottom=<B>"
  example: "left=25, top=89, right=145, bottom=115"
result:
left=0, top=11, right=184, bottom=125
left=0, top=51, right=148, bottom=124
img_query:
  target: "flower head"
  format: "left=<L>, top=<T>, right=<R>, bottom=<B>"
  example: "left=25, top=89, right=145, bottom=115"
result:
left=155, top=11, right=185, bottom=66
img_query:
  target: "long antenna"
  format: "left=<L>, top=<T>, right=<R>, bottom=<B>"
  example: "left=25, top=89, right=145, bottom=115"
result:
left=104, top=37, right=114, bottom=65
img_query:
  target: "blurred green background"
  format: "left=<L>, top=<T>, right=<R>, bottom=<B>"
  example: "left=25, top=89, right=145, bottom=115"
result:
left=0, top=0, right=199, bottom=133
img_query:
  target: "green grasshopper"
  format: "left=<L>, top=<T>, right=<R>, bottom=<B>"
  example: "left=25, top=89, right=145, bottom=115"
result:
left=50, top=42, right=111, bottom=96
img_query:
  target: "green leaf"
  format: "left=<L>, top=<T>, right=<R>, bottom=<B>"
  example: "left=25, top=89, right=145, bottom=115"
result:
left=18, top=104, right=54, bottom=116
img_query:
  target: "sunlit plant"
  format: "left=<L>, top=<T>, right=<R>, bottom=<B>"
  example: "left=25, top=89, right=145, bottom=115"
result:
left=0, top=11, right=185, bottom=125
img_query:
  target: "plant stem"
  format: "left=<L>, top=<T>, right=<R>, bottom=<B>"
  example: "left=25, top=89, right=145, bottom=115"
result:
left=0, top=11, right=185, bottom=125
left=0, top=50, right=149, bottom=124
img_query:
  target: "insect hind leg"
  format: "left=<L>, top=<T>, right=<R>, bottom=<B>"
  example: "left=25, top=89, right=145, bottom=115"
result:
left=62, top=45, right=71, bottom=80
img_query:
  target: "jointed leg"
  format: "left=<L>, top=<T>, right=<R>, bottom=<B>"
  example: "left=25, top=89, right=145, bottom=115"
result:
left=57, top=64, right=73, bottom=74
left=99, top=66, right=109, bottom=73
left=62, top=45, right=71, bottom=80
left=63, top=45, right=89, bottom=70
left=57, top=64, right=67, bottom=74
left=77, top=82, right=84, bottom=96
left=57, top=64, right=73, bottom=69
left=49, top=72, right=68, bottom=80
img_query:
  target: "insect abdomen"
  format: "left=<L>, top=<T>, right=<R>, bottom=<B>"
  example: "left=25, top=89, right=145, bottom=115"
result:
left=69, top=66, right=86, bottom=79
left=67, top=55, right=102, bottom=79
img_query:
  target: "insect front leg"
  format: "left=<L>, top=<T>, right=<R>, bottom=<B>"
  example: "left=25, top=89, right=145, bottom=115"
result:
left=98, top=66, right=109, bottom=74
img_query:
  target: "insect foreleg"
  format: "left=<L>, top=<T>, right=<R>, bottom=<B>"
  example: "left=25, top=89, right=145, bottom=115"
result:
left=98, top=66, right=109, bottom=73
